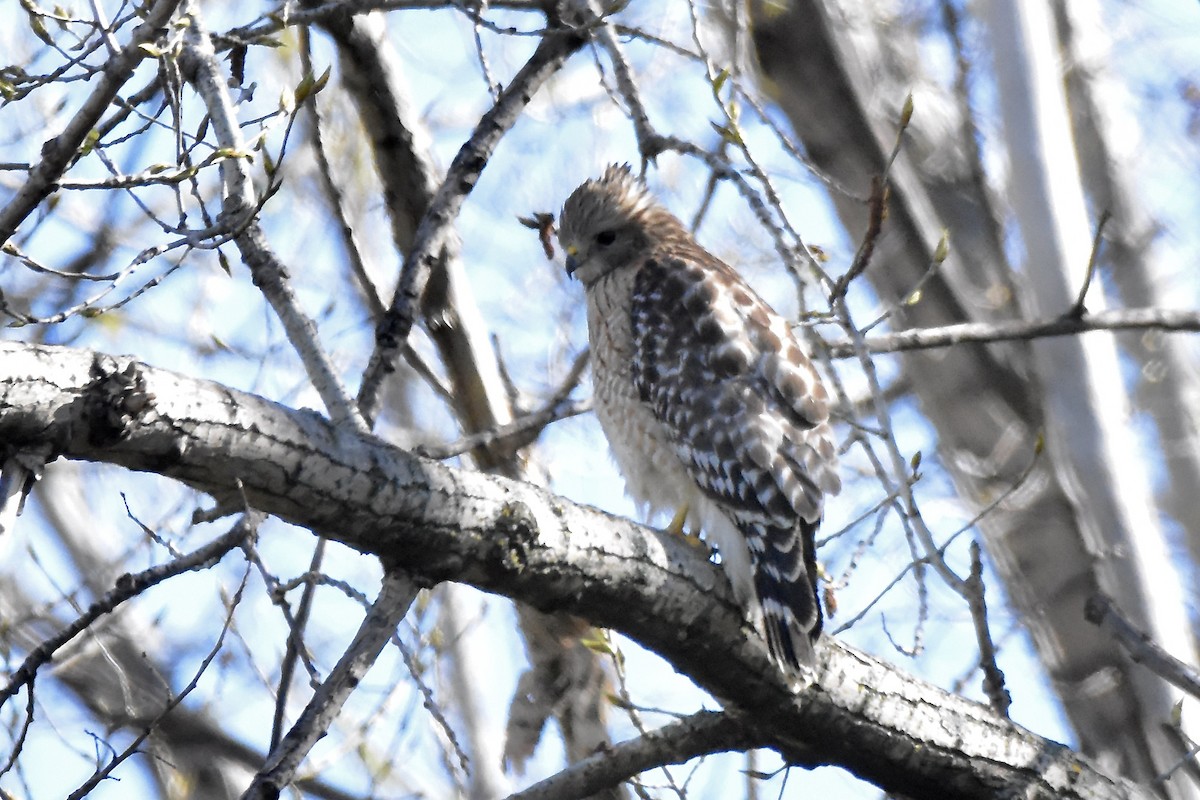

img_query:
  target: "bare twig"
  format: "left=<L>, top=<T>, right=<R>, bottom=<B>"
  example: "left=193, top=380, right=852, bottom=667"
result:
left=833, top=437, right=1040, bottom=636
left=0, top=515, right=257, bottom=708
left=238, top=535, right=323, bottom=687
left=654, top=136, right=830, bottom=289
left=270, top=537, right=326, bottom=750
left=830, top=176, right=886, bottom=301
left=300, top=28, right=385, bottom=318
left=836, top=299, right=967, bottom=595
left=1066, top=208, right=1111, bottom=319
left=1085, top=594, right=1200, bottom=702
left=598, top=632, right=684, bottom=798
left=0, top=0, right=182, bottom=247
left=181, top=14, right=364, bottom=762
left=965, top=542, right=1011, bottom=717
left=573, top=0, right=666, bottom=164
left=177, top=3, right=366, bottom=431
left=221, top=0, right=548, bottom=46
left=64, top=563, right=252, bottom=800
left=832, top=96, right=912, bottom=302
left=418, top=350, right=591, bottom=460
left=241, top=570, right=420, bottom=799
left=859, top=234, right=949, bottom=335
left=356, top=17, right=586, bottom=425
left=824, top=306, right=1200, bottom=358
left=0, top=681, right=34, bottom=781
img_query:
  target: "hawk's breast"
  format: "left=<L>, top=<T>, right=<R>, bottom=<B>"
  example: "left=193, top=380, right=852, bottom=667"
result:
left=585, top=263, right=699, bottom=518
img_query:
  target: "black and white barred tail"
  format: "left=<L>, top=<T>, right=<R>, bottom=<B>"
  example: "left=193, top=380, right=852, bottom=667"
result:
left=746, top=517, right=822, bottom=672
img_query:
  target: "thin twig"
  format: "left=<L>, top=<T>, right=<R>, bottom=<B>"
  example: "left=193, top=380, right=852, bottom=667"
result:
left=0, top=0, right=183, bottom=246
left=356, top=16, right=585, bottom=425
left=575, top=0, right=666, bottom=164
left=965, top=542, right=1011, bottom=717
left=830, top=176, right=886, bottom=301
left=831, top=96, right=912, bottom=301
left=221, top=0, right=548, bottom=47
left=302, top=41, right=384, bottom=317
left=0, top=515, right=256, bottom=708
left=241, top=570, right=420, bottom=799
left=417, top=350, right=591, bottom=460
left=824, top=306, right=1200, bottom=358
left=0, top=681, right=34, bottom=781
left=1066, top=208, right=1111, bottom=319
left=838, top=300, right=966, bottom=595
left=833, top=438, right=1041, bottom=635
left=65, top=562, right=252, bottom=800
left=270, top=537, right=326, bottom=750
left=178, top=4, right=366, bottom=431
left=860, top=233, right=949, bottom=335
left=604, top=632, right=685, bottom=798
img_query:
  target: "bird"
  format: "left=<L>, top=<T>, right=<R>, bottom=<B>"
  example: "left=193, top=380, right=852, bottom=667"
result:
left=557, top=164, right=841, bottom=674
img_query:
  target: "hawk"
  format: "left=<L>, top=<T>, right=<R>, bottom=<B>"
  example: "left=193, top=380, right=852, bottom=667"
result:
left=558, top=164, right=840, bottom=673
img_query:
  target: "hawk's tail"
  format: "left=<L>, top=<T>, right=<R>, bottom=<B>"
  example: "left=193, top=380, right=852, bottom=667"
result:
left=748, top=517, right=822, bottom=673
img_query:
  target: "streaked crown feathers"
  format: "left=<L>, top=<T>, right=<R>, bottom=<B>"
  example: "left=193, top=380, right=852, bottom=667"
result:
left=559, top=163, right=659, bottom=240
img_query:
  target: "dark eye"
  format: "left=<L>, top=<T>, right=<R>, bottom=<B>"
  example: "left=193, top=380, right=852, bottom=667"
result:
left=595, top=230, right=616, bottom=246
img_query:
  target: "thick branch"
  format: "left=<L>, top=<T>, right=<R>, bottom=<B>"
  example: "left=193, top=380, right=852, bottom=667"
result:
left=0, top=341, right=1154, bottom=800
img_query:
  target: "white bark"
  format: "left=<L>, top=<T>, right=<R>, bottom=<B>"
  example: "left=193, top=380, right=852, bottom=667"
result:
left=0, top=340, right=1160, bottom=799
left=983, top=0, right=1197, bottom=788
left=1055, top=0, right=1200, bottom=574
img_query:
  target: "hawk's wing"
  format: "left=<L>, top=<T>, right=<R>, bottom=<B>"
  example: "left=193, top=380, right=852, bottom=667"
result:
left=630, top=254, right=840, bottom=669
left=630, top=255, right=839, bottom=522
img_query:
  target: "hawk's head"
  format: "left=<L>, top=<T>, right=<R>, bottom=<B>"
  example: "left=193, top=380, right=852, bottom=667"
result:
left=558, top=164, right=662, bottom=287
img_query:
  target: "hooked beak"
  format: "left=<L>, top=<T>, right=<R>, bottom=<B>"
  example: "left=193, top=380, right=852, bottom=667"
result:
left=564, top=245, right=579, bottom=278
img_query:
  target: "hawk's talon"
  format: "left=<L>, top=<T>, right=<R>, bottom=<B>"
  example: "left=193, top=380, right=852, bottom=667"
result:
left=665, top=504, right=689, bottom=537
left=662, top=504, right=707, bottom=550
left=662, top=504, right=709, bottom=551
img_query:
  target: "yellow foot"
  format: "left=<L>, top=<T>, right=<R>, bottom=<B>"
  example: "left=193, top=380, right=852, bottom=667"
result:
left=664, top=504, right=707, bottom=550
left=665, top=504, right=689, bottom=537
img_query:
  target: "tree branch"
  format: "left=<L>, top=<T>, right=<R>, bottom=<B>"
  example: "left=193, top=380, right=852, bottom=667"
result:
left=177, top=2, right=366, bottom=432
left=505, top=711, right=764, bottom=800
left=0, top=340, right=1156, bottom=800
left=355, top=16, right=586, bottom=424
left=0, top=514, right=256, bottom=707
left=0, top=0, right=182, bottom=247
left=1086, top=594, right=1200, bottom=703
left=241, top=569, right=419, bottom=799
left=827, top=307, right=1200, bottom=358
